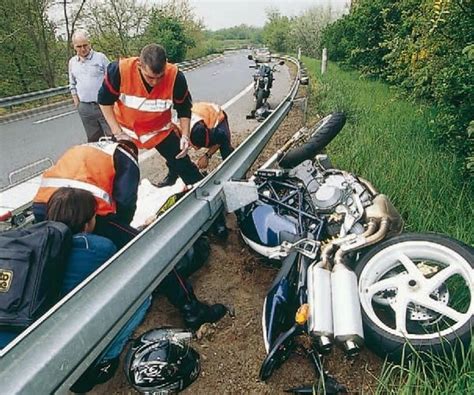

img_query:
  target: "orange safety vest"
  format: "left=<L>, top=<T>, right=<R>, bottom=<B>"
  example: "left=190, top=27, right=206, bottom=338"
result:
left=114, top=58, right=178, bottom=149
left=190, top=102, right=226, bottom=147
left=34, top=142, right=119, bottom=216
left=191, top=102, right=226, bottom=130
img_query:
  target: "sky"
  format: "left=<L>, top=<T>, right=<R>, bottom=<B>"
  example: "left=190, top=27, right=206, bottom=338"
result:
left=50, top=1, right=350, bottom=34
left=158, top=0, right=350, bottom=30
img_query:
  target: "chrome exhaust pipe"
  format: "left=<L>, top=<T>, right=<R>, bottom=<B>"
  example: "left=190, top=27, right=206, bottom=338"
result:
left=331, top=262, right=364, bottom=355
left=307, top=261, right=333, bottom=354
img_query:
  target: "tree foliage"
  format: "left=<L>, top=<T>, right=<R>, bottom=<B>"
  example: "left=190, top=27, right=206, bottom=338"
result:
left=0, top=0, right=64, bottom=95
left=141, top=9, right=193, bottom=63
left=262, top=9, right=291, bottom=53
left=320, top=0, right=473, bottom=176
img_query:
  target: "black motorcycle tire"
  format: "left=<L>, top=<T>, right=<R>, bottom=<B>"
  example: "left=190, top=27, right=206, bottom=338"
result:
left=354, top=233, right=473, bottom=363
left=278, top=112, right=346, bottom=168
left=256, top=89, right=265, bottom=110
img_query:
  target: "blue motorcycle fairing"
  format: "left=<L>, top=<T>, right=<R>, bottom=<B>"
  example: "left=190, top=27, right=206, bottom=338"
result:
left=240, top=204, right=298, bottom=247
left=263, top=252, right=299, bottom=350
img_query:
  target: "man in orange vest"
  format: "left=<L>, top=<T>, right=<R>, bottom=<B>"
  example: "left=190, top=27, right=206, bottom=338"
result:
left=32, top=140, right=227, bottom=331
left=158, top=101, right=235, bottom=187
left=98, top=43, right=203, bottom=187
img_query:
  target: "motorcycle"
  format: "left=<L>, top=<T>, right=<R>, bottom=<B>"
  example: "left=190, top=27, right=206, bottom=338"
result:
left=247, top=55, right=285, bottom=119
left=223, top=113, right=473, bottom=382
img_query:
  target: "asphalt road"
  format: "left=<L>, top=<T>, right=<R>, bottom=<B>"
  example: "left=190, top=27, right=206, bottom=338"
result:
left=0, top=50, right=291, bottom=190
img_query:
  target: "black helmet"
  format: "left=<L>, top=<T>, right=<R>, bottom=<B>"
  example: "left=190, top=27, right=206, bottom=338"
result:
left=124, top=328, right=200, bottom=393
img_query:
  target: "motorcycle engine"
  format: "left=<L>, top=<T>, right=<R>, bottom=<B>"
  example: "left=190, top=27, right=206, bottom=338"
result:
left=290, top=161, right=373, bottom=237
left=311, top=174, right=348, bottom=211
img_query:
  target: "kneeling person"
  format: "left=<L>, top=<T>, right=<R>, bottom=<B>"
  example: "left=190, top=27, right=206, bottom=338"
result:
left=158, top=102, right=235, bottom=187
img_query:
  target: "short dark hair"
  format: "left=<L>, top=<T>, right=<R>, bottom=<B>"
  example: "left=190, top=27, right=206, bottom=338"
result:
left=190, top=123, right=208, bottom=148
left=46, top=188, right=97, bottom=234
left=140, top=44, right=167, bottom=74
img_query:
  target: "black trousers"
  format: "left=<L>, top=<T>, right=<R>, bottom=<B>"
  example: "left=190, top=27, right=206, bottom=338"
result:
left=156, top=131, right=203, bottom=184
left=94, top=214, right=194, bottom=308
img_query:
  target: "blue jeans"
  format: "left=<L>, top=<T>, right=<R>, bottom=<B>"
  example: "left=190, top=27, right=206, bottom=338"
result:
left=99, top=297, right=151, bottom=361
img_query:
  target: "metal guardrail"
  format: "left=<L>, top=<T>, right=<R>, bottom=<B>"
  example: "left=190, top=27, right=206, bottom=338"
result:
left=0, top=55, right=300, bottom=394
left=0, top=54, right=223, bottom=109
left=0, top=87, right=70, bottom=108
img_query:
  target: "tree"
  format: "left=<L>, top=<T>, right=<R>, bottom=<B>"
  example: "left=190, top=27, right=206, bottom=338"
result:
left=141, top=9, right=193, bottom=62
left=289, top=6, right=333, bottom=58
left=61, top=0, right=87, bottom=58
left=83, top=0, right=149, bottom=58
left=262, top=9, right=291, bottom=53
left=0, top=0, right=63, bottom=95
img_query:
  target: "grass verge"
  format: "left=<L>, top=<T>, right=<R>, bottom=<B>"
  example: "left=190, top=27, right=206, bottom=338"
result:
left=302, top=57, right=473, bottom=245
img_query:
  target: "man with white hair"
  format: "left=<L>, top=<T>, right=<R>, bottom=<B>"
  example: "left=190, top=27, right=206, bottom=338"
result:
left=69, top=29, right=112, bottom=142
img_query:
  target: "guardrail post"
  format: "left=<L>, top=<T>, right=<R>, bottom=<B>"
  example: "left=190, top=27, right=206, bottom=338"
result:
left=321, top=48, right=328, bottom=75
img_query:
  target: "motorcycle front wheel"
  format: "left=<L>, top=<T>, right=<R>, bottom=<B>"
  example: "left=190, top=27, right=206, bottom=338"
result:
left=354, top=233, right=473, bottom=362
left=256, top=89, right=265, bottom=110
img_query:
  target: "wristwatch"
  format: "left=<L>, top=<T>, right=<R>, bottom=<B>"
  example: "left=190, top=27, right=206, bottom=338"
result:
left=205, top=152, right=212, bottom=159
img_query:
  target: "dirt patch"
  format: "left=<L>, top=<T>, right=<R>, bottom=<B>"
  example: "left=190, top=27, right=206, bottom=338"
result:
left=92, top=76, right=384, bottom=395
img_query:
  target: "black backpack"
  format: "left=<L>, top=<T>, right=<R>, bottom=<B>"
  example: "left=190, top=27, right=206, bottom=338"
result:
left=0, top=221, right=72, bottom=328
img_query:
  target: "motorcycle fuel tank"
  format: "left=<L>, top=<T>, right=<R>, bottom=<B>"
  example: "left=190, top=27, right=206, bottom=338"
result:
left=240, top=204, right=298, bottom=247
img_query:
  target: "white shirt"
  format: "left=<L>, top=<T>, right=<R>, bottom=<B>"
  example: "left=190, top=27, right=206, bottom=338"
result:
left=68, top=50, right=109, bottom=103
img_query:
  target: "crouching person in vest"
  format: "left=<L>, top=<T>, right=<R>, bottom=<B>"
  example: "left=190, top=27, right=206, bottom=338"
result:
left=159, top=102, right=235, bottom=187
left=32, top=141, right=227, bottom=334
left=98, top=43, right=203, bottom=188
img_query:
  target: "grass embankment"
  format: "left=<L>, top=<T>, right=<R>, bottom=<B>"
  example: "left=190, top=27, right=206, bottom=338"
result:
left=302, top=57, right=473, bottom=246
left=302, top=57, right=473, bottom=393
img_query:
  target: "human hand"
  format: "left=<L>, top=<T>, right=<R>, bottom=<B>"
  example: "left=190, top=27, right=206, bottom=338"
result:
left=197, top=154, right=209, bottom=169
left=175, top=135, right=190, bottom=159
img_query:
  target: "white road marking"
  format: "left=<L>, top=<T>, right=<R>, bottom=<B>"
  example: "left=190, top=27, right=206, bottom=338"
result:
left=222, top=83, right=253, bottom=110
left=33, top=110, right=77, bottom=124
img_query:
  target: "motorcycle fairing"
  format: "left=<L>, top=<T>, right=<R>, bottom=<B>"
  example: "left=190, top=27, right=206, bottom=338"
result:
left=262, top=251, right=299, bottom=352
left=240, top=204, right=298, bottom=247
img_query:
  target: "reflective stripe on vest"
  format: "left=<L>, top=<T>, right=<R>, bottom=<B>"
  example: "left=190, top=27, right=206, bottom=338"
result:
left=118, top=94, right=173, bottom=113
left=121, top=123, right=174, bottom=145
left=40, top=178, right=112, bottom=205
left=34, top=143, right=118, bottom=216
left=114, top=58, right=178, bottom=149
left=190, top=113, right=204, bottom=131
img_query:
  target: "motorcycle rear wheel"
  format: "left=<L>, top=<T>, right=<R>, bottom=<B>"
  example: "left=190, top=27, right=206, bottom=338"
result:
left=354, top=233, right=473, bottom=362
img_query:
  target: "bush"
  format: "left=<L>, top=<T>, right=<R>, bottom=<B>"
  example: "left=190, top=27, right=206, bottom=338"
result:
left=320, top=0, right=473, bottom=177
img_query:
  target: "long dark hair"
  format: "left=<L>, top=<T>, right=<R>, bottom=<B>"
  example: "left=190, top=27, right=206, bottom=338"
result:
left=46, top=187, right=97, bottom=234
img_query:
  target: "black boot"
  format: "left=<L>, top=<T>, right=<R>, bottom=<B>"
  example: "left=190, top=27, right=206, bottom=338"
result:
left=70, top=357, right=119, bottom=393
left=156, top=170, right=178, bottom=187
left=181, top=300, right=227, bottom=331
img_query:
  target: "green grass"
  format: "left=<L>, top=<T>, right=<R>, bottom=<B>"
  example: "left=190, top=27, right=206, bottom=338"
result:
left=302, top=57, right=474, bottom=245
left=373, top=343, right=474, bottom=394
left=302, top=56, right=474, bottom=393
